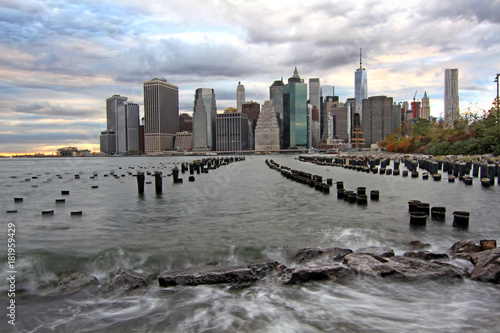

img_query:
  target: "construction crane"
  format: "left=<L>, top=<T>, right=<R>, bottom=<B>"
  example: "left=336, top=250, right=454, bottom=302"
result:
left=413, top=90, right=417, bottom=101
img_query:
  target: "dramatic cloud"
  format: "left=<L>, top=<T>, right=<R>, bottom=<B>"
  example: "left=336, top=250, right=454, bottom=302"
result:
left=0, top=0, right=499, bottom=154
left=14, top=102, right=100, bottom=118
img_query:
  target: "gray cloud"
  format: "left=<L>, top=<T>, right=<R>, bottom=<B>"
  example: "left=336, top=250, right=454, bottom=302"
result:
left=14, top=102, right=100, bottom=118
left=427, top=0, right=500, bottom=24
left=1, top=0, right=499, bottom=153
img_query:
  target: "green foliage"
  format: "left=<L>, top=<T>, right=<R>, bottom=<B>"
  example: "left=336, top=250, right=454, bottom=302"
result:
left=383, top=102, right=500, bottom=156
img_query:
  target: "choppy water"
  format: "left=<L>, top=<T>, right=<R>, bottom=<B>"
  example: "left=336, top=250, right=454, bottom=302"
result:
left=1, top=155, right=499, bottom=332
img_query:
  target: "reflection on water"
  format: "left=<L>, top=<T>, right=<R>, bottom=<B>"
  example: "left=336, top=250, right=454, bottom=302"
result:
left=1, top=155, right=499, bottom=332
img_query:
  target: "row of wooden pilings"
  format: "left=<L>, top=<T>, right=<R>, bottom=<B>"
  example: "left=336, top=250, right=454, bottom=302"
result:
left=298, top=155, right=500, bottom=187
left=265, top=159, right=380, bottom=204
left=407, top=200, right=470, bottom=229
left=8, top=157, right=246, bottom=215
left=136, top=157, right=245, bottom=194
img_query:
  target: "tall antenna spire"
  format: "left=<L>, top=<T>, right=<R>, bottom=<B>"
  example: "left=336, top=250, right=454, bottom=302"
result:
left=360, top=48, right=362, bottom=69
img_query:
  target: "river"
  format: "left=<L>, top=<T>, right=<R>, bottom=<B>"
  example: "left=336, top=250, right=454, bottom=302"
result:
left=1, top=155, right=499, bottom=332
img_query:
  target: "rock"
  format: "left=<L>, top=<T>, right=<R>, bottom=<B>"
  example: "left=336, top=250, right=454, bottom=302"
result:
left=469, top=248, right=500, bottom=284
left=354, top=246, right=395, bottom=258
left=344, top=253, right=466, bottom=280
left=404, top=251, right=450, bottom=261
left=248, top=261, right=280, bottom=278
left=480, top=240, right=497, bottom=251
left=293, top=247, right=353, bottom=263
left=449, top=240, right=481, bottom=255
left=294, top=248, right=323, bottom=263
left=343, top=253, right=397, bottom=278
left=50, top=273, right=99, bottom=296
left=408, top=240, right=431, bottom=249
left=108, top=268, right=147, bottom=292
left=279, top=265, right=353, bottom=285
left=159, top=267, right=259, bottom=287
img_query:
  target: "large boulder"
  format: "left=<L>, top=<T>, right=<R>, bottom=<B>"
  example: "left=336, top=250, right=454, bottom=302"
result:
left=278, top=265, right=353, bottom=285
left=344, top=253, right=467, bottom=280
left=449, top=240, right=481, bottom=255
left=469, top=248, right=500, bottom=284
left=404, top=251, right=449, bottom=261
left=293, top=247, right=353, bottom=264
left=108, top=268, right=147, bottom=292
left=159, top=267, right=259, bottom=287
left=354, top=246, right=395, bottom=258
left=480, top=240, right=497, bottom=251
left=408, top=240, right=431, bottom=249
left=248, top=261, right=280, bottom=278
left=49, top=273, right=99, bottom=296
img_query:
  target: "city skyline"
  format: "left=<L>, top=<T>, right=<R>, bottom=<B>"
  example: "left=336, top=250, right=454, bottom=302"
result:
left=1, top=0, right=500, bottom=155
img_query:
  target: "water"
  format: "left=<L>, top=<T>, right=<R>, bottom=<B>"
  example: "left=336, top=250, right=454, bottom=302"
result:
left=1, top=155, right=499, bottom=332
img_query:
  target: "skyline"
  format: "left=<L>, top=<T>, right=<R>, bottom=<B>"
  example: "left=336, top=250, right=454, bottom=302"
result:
left=1, top=0, right=500, bottom=155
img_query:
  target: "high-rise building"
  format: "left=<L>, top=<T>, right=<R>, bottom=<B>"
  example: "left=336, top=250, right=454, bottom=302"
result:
left=255, top=100, right=281, bottom=151
left=330, top=101, right=352, bottom=144
left=362, top=95, right=394, bottom=146
left=402, top=101, right=411, bottom=122
left=270, top=79, right=285, bottom=148
left=179, top=113, right=193, bottom=132
left=283, top=67, right=308, bottom=149
left=320, top=87, right=337, bottom=141
left=143, top=78, right=179, bottom=154
left=106, top=95, right=128, bottom=134
left=242, top=101, right=261, bottom=130
left=321, top=85, right=334, bottom=98
left=355, top=49, right=368, bottom=122
left=411, top=100, right=421, bottom=120
left=100, top=94, right=128, bottom=154
left=309, top=78, right=321, bottom=111
left=216, top=113, right=249, bottom=151
left=392, top=102, right=402, bottom=131
left=237, top=82, right=245, bottom=113
left=242, top=101, right=260, bottom=150
left=99, top=132, right=116, bottom=154
left=192, top=88, right=217, bottom=151
left=345, top=97, right=358, bottom=142
left=421, top=91, right=431, bottom=120
left=117, top=102, right=140, bottom=153
left=270, top=79, right=284, bottom=119
left=309, top=78, right=321, bottom=148
left=445, top=68, right=459, bottom=125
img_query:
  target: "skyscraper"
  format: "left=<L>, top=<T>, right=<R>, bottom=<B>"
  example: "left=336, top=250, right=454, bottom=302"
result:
left=321, top=85, right=334, bottom=98
left=362, top=96, right=394, bottom=146
left=255, top=100, right=280, bottom=151
left=100, top=94, right=128, bottom=153
left=216, top=113, right=249, bottom=151
left=330, top=101, right=352, bottom=144
left=237, top=82, right=245, bottom=113
left=320, top=85, right=336, bottom=141
left=143, top=78, right=179, bottom=154
left=242, top=101, right=260, bottom=150
left=421, top=92, right=431, bottom=120
left=117, top=102, right=140, bottom=153
left=392, top=102, right=402, bottom=131
left=309, top=78, right=321, bottom=148
left=283, top=67, right=308, bottom=149
left=444, top=68, right=459, bottom=125
left=355, top=49, right=368, bottom=122
left=270, top=79, right=284, bottom=119
left=106, top=95, right=128, bottom=135
left=192, top=88, right=217, bottom=151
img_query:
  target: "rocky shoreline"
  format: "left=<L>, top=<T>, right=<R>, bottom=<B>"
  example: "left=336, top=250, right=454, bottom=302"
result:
left=46, top=239, right=499, bottom=296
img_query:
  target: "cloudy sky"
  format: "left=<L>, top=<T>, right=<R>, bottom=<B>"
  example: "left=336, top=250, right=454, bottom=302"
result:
left=1, top=0, right=499, bottom=155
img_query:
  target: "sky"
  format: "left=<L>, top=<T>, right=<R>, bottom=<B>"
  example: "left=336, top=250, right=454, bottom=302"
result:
left=1, top=0, right=500, bottom=155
